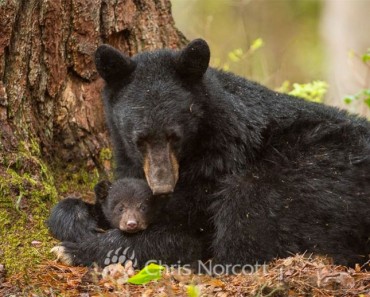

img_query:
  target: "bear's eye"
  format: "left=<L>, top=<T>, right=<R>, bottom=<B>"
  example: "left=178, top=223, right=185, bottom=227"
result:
left=139, top=204, right=147, bottom=212
left=118, top=206, right=125, bottom=212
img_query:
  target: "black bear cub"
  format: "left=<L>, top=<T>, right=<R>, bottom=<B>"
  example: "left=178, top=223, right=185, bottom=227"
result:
left=95, top=178, right=164, bottom=233
left=47, top=178, right=163, bottom=242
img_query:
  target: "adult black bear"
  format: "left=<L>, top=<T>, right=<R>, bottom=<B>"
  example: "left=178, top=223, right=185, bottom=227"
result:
left=50, top=39, right=370, bottom=269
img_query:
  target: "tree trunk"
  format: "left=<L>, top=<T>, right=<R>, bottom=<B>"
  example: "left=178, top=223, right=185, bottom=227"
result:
left=0, top=0, right=186, bottom=166
left=321, top=0, right=370, bottom=117
left=0, top=0, right=186, bottom=276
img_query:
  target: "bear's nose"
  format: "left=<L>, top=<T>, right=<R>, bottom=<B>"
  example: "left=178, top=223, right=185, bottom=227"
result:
left=127, top=220, right=138, bottom=229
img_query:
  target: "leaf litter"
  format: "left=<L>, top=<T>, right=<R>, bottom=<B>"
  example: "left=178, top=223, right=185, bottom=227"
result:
left=0, top=254, right=369, bottom=296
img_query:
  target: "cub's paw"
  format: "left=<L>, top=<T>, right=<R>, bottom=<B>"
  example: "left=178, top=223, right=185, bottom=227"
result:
left=51, top=241, right=84, bottom=266
left=50, top=245, right=74, bottom=265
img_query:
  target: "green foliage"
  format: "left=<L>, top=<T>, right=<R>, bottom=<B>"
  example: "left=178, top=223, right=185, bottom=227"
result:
left=344, top=89, right=370, bottom=108
left=187, top=284, right=201, bottom=297
left=58, top=166, right=99, bottom=194
left=362, top=48, right=370, bottom=63
left=127, top=263, right=165, bottom=285
left=227, top=39, right=264, bottom=63
left=213, top=38, right=264, bottom=72
left=172, top=0, right=323, bottom=86
left=250, top=38, right=264, bottom=52
left=228, top=48, right=244, bottom=63
left=99, top=147, right=113, bottom=161
left=277, top=80, right=328, bottom=103
left=344, top=49, right=370, bottom=110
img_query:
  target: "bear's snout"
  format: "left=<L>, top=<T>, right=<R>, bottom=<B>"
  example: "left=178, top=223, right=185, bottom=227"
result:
left=143, top=142, right=179, bottom=195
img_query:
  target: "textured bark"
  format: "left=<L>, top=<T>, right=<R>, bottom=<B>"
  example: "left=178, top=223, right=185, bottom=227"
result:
left=0, top=0, right=186, bottom=167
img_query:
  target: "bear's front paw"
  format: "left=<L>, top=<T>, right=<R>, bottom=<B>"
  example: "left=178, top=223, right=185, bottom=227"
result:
left=51, top=245, right=74, bottom=265
left=51, top=241, right=83, bottom=266
left=102, top=246, right=138, bottom=268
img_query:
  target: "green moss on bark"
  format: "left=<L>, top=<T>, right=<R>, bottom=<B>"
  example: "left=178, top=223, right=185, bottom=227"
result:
left=0, top=141, right=112, bottom=276
left=0, top=140, right=58, bottom=275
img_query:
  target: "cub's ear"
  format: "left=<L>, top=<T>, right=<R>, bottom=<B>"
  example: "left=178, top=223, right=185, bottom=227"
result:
left=94, top=180, right=112, bottom=203
left=95, top=45, right=136, bottom=84
left=175, top=39, right=210, bottom=79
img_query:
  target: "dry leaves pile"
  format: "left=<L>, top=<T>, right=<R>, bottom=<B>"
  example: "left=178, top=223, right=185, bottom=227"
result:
left=0, top=255, right=369, bottom=296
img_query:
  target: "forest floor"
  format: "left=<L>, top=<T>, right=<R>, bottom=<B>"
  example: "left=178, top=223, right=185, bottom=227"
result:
left=0, top=148, right=369, bottom=296
left=1, top=254, right=369, bottom=296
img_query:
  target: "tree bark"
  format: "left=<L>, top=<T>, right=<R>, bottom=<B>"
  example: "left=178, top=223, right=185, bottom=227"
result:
left=0, top=0, right=186, bottom=167
left=0, top=0, right=186, bottom=277
left=321, top=0, right=370, bottom=117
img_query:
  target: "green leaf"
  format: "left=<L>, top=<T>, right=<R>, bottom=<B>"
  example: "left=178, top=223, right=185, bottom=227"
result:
left=364, top=97, right=370, bottom=108
left=275, top=80, right=291, bottom=93
left=187, top=284, right=200, bottom=297
left=228, top=48, right=243, bottom=62
left=362, top=54, right=370, bottom=63
left=344, top=96, right=355, bottom=105
left=250, top=38, right=264, bottom=52
left=288, top=80, right=328, bottom=103
left=228, top=51, right=240, bottom=62
left=362, top=49, right=370, bottom=63
left=127, top=263, right=165, bottom=285
left=362, top=89, right=370, bottom=96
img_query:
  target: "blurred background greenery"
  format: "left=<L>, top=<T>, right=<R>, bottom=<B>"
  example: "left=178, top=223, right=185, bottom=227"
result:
left=171, top=0, right=370, bottom=117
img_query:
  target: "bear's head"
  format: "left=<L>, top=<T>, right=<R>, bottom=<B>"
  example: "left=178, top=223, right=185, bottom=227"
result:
left=95, top=178, right=166, bottom=233
left=95, top=39, right=210, bottom=195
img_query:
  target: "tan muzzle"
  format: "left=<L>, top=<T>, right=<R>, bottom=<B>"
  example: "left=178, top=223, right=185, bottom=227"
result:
left=143, top=142, right=179, bottom=195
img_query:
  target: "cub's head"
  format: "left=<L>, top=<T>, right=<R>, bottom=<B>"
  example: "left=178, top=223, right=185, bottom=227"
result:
left=95, top=39, right=210, bottom=195
left=95, top=178, right=165, bottom=233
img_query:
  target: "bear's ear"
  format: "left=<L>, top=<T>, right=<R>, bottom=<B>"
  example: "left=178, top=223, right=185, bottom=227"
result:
left=95, top=45, right=136, bottom=84
left=94, top=180, right=112, bottom=203
left=175, top=39, right=210, bottom=79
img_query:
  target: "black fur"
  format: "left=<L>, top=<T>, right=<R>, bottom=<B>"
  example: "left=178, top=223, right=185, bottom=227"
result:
left=48, top=178, right=163, bottom=240
left=50, top=39, right=370, bottom=268
left=47, top=197, right=110, bottom=242
left=95, top=178, right=166, bottom=233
